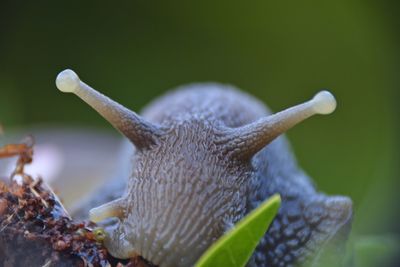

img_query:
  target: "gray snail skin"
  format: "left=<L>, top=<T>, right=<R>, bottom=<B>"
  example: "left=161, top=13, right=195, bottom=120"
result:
left=56, top=69, right=352, bottom=267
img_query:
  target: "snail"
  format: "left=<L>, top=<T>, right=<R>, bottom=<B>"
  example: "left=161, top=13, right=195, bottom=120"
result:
left=56, top=69, right=352, bottom=267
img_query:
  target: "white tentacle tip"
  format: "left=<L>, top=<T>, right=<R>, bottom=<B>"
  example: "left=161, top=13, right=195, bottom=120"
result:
left=89, top=207, right=105, bottom=223
left=311, top=90, right=337, bottom=115
left=56, top=69, right=80, bottom=93
left=89, top=199, right=124, bottom=222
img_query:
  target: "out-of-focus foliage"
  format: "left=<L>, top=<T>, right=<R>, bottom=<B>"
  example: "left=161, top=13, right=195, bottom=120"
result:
left=0, top=0, right=398, bottom=265
left=195, top=195, right=280, bottom=267
left=352, top=235, right=400, bottom=267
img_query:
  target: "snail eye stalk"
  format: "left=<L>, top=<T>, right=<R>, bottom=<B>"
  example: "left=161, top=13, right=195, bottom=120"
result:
left=222, top=90, right=337, bottom=159
left=56, top=69, right=164, bottom=149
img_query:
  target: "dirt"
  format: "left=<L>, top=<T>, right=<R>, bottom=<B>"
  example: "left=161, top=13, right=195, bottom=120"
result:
left=0, top=172, right=155, bottom=267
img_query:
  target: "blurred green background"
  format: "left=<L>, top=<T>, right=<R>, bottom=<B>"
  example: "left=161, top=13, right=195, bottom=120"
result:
left=0, top=0, right=398, bottom=257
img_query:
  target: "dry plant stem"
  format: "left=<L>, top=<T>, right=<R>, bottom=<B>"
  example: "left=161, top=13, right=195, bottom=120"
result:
left=0, top=135, right=34, bottom=182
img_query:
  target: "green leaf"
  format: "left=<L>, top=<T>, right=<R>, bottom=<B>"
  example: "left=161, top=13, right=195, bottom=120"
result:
left=195, top=194, right=281, bottom=267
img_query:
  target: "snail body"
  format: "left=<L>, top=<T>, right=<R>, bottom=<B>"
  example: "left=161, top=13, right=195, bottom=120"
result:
left=56, top=70, right=352, bottom=267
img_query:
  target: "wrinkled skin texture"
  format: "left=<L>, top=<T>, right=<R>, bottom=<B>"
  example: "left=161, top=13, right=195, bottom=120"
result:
left=76, top=84, right=352, bottom=267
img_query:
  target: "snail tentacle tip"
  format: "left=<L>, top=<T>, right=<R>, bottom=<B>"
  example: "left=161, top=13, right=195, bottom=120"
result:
left=89, top=206, right=111, bottom=223
left=311, top=90, right=337, bottom=115
left=56, top=69, right=81, bottom=93
left=89, top=198, right=125, bottom=223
